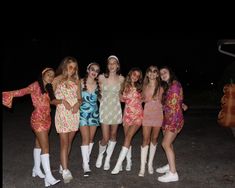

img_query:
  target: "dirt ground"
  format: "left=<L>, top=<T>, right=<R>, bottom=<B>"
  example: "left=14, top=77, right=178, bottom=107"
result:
left=2, top=101, right=235, bottom=188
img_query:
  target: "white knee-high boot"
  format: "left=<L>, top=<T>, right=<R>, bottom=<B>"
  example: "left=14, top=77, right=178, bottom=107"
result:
left=32, top=148, right=45, bottom=178
left=148, top=142, right=157, bottom=174
left=104, top=140, right=117, bottom=170
left=41, top=154, right=61, bottom=187
left=81, top=145, right=91, bottom=177
left=111, top=146, right=129, bottom=174
left=95, top=142, right=107, bottom=168
left=125, top=146, right=132, bottom=171
left=138, top=145, right=149, bottom=177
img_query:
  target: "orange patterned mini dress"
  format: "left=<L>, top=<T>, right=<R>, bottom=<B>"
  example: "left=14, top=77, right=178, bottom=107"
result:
left=2, top=81, right=51, bottom=132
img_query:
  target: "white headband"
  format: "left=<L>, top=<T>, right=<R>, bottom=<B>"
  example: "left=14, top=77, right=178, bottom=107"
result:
left=107, top=55, right=119, bottom=62
left=87, top=62, right=97, bottom=71
left=42, top=67, right=53, bottom=75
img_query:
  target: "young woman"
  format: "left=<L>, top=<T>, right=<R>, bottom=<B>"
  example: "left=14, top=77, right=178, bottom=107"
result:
left=156, top=66, right=186, bottom=183
left=52, top=56, right=82, bottom=184
left=138, top=65, right=164, bottom=177
left=111, top=67, right=143, bottom=175
left=80, top=62, right=101, bottom=176
left=2, top=67, right=61, bottom=187
left=95, top=55, right=125, bottom=171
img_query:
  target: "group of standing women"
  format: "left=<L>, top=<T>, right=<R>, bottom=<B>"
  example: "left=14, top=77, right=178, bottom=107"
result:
left=2, top=54, right=187, bottom=187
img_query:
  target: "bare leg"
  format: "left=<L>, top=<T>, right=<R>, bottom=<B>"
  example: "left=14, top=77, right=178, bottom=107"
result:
left=59, top=133, right=69, bottom=170
left=161, top=131, right=177, bottom=173
left=80, top=126, right=90, bottom=145
left=35, top=131, right=49, bottom=154
left=142, top=126, right=152, bottom=146
left=100, top=124, right=110, bottom=145
left=110, top=124, right=119, bottom=141
left=68, top=131, right=76, bottom=155
left=151, top=126, right=161, bottom=145
left=123, top=125, right=141, bottom=148
left=89, top=126, right=97, bottom=143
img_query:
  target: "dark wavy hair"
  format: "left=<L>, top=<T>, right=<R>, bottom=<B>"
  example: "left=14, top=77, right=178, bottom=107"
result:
left=37, top=68, right=56, bottom=100
left=160, top=66, right=178, bottom=104
left=82, top=62, right=101, bottom=100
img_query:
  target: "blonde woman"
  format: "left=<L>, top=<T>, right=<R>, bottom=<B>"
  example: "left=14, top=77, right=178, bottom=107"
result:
left=52, top=56, right=82, bottom=184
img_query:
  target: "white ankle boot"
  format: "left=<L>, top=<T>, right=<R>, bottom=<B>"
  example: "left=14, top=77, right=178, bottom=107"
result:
left=111, top=146, right=128, bottom=174
left=104, top=140, right=116, bottom=170
left=41, top=154, right=60, bottom=187
left=32, top=148, right=45, bottom=178
left=138, top=145, right=149, bottom=177
left=95, top=142, right=107, bottom=168
left=158, top=171, right=179, bottom=182
left=125, top=146, right=132, bottom=171
left=156, top=164, right=170, bottom=173
left=81, top=145, right=91, bottom=177
left=148, top=142, right=157, bottom=174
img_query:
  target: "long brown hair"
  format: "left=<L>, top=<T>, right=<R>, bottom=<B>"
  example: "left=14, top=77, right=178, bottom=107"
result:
left=104, top=55, right=121, bottom=78
left=143, top=65, right=161, bottom=99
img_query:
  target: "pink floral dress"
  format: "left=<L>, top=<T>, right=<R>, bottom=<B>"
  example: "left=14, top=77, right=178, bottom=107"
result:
left=2, top=81, right=51, bottom=132
left=54, top=80, right=80, bottom=133
left=122, top=87, right=143, bottom=126
left=162, top=81, right=184, bottom=133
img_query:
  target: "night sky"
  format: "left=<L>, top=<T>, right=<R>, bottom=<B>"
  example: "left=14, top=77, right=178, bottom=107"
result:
left=3, top=33, right=235, bottom=92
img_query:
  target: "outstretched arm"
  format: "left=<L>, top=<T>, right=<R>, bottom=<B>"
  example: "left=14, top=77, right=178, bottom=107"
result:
left=2, top=83, right=34, bottom=108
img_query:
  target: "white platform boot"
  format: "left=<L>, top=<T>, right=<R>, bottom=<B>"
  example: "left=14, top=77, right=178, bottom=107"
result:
left=32, top=148, right=45, bottom=178
left=148, top=142, right=157, bottom=174
left=111, top=146, right=128, bottom=174
left=41, top=154, right=60, bottom=187
left=138, top=145, right=149, bottom=177
left=81, top=145, right=91, bottom=177
left=103, top=140, right=116, bottom=170
left=95, top=142, right=107, bottom=168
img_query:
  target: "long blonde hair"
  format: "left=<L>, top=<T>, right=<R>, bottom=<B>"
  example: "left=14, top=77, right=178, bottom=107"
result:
left=53, top=56, right=79, bottom=91
left=56, top=56, right=79, bottom=81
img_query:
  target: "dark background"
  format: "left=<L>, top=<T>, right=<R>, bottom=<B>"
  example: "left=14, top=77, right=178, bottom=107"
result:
left=3, top=33, right=235, bottom=93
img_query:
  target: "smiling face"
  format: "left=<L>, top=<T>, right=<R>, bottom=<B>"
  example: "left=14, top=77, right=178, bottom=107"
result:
left=107, top=58, right=119, bottom=73
left=87, top=64, right=100, bottom=79
left=67, top=62, right=78, bottom=77
left=43, top=69, right=55, bottom=84
left=131, top=70, right=141, bottom=83
left=160, top=68, right=170, bottom=82
left=147, top=66, right=159, bottom=80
